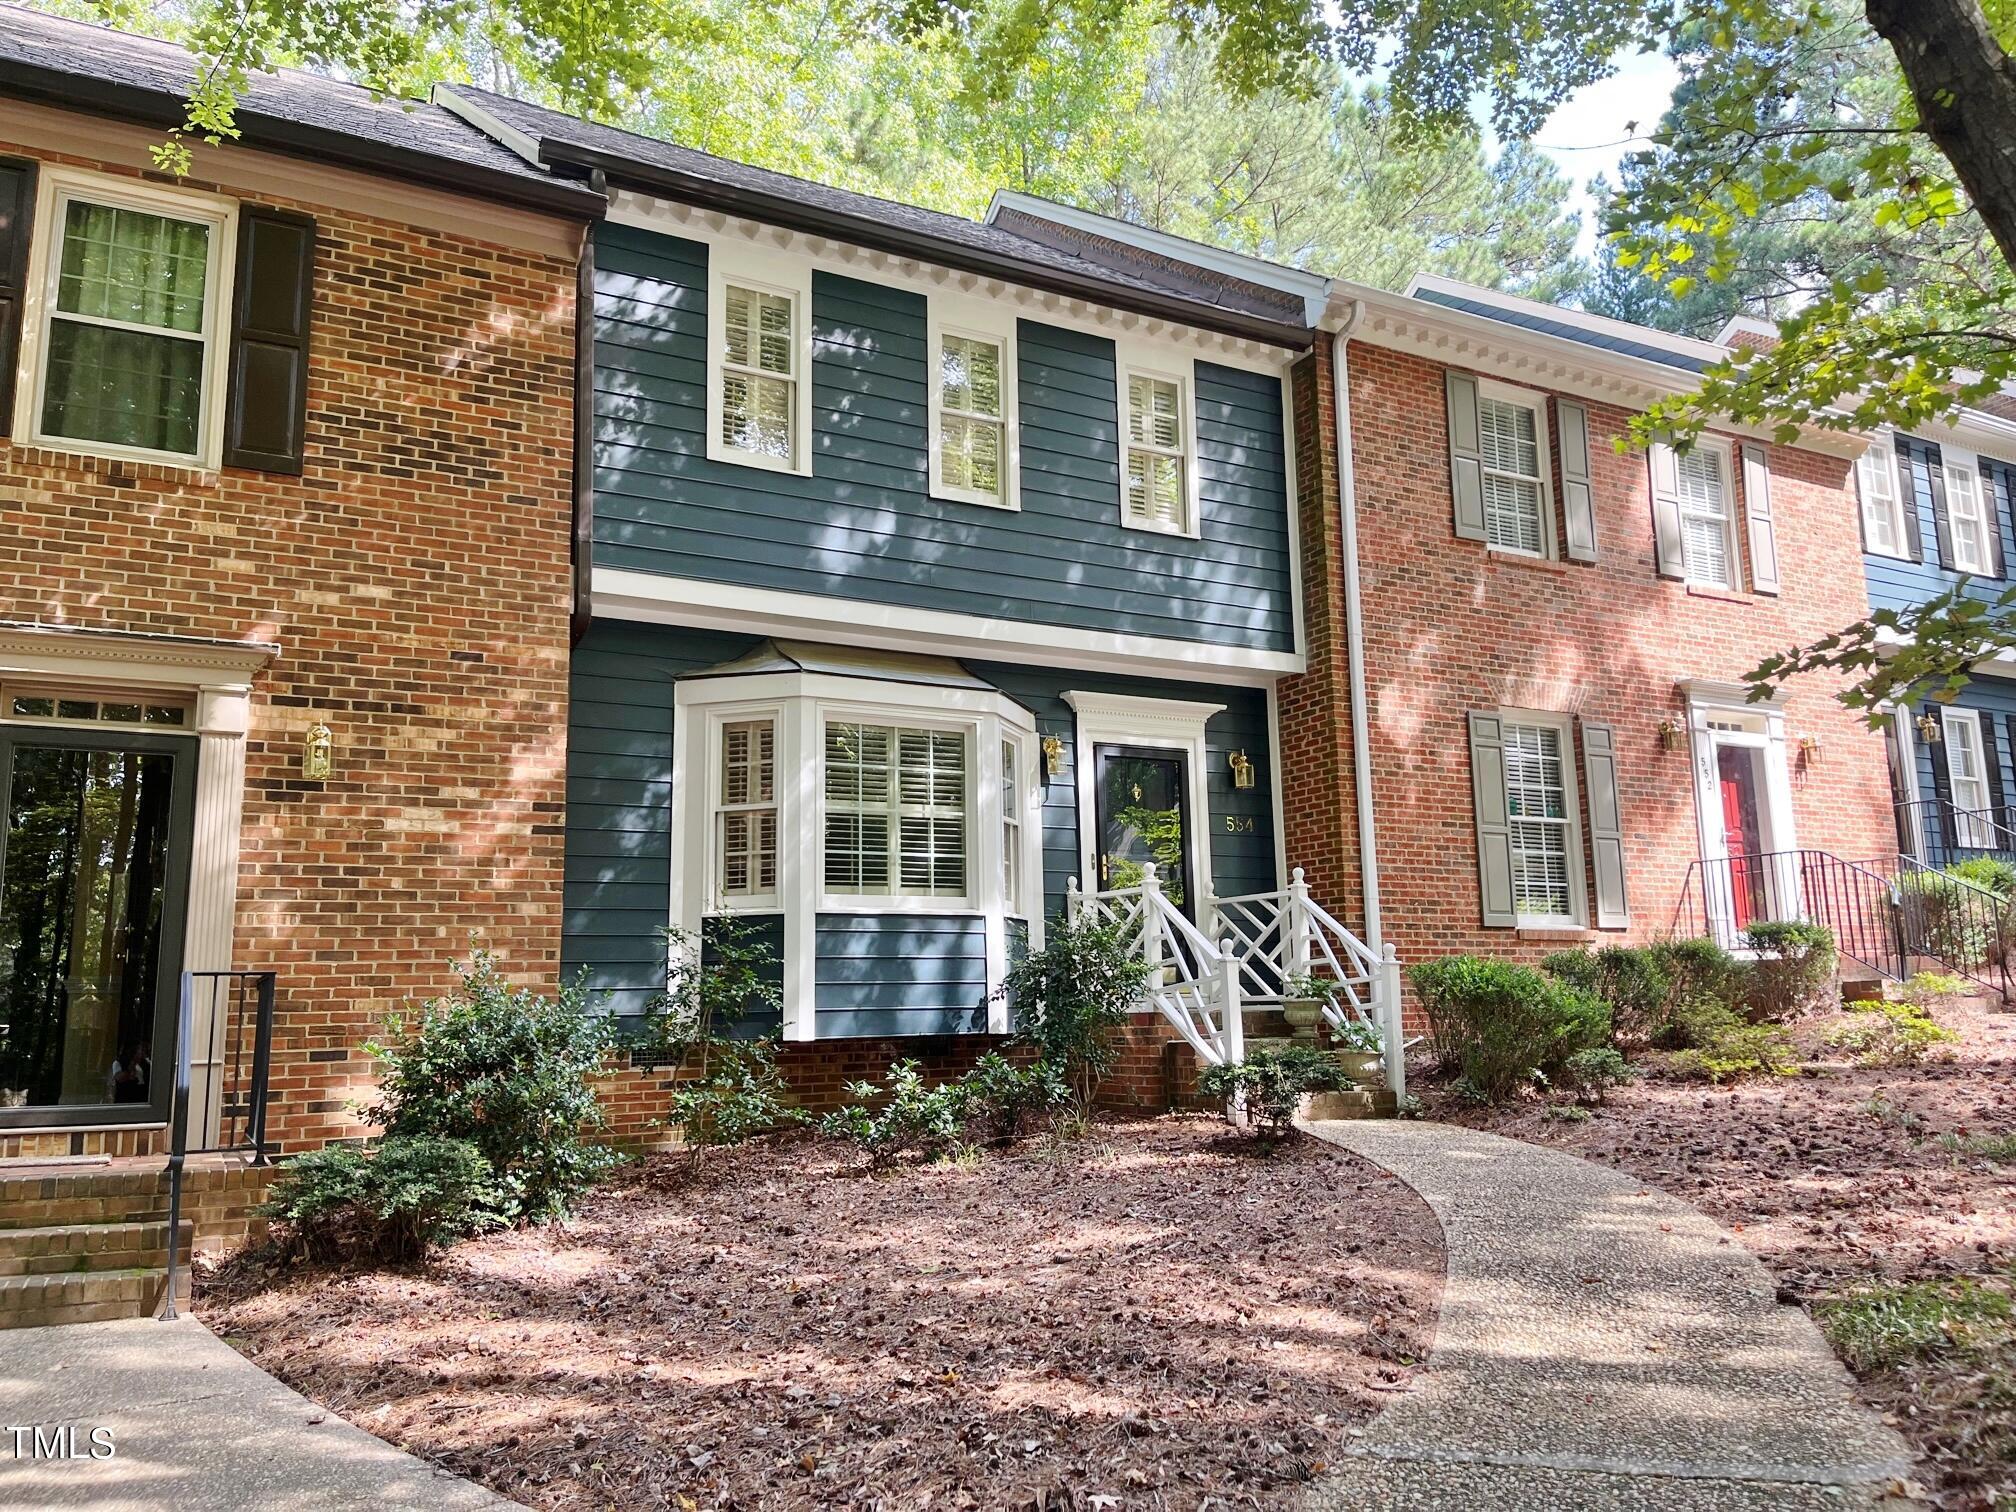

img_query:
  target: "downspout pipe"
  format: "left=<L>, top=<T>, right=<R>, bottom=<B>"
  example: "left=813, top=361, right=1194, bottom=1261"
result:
left=1329, top=308, right=1382, bottom=957
left=569, top=170, right=608, bottom=647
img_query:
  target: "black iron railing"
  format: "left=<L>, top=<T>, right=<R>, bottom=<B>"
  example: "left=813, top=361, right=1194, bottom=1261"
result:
left=1889, top=854, right=2016, bottom=1003
left=162, top=970, right=276, bottom=1322
left=1896, top=797, right=2016, bottom=870
left=1673, top=850, right=1909, bottom=981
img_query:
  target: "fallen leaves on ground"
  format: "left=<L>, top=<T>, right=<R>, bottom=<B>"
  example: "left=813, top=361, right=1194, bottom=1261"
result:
left=202, top=1116, right=1443, bottom=1510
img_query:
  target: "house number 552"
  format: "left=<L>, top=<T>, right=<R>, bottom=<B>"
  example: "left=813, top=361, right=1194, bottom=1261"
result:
left=1223, top=815, right=1255, bottom=833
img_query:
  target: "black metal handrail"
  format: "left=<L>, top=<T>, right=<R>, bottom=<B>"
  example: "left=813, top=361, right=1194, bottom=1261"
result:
left=161, top=970, right=276, bottom=1322
left=1889, top=854, right=2016, bottom=1004
left=1896, top=797, right=2016, bottom=869
left=1673, top=849, right=1909, bottom=981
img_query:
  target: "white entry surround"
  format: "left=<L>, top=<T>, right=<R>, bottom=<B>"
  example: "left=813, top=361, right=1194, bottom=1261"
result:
left=1680, top=678, right=1800, bottom=938
left=0, top=623, right=276, bottom=1138
left=1064, top=690, right=1224, bottom=924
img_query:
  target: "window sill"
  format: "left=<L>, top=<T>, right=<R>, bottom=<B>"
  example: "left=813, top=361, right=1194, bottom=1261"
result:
left=1486, top=550, right=1569, bottom=575
left=930, top=489, right=1020, bottom=514
left=1683, top=583, right=1752, bottom=604
left=1513, top=924, right=1594, bottom=939
left=7, top=439, right=220, bottom=486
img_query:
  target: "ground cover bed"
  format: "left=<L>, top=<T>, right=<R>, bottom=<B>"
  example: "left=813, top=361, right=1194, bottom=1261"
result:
left=1415, top=993, right=2016, bottom=1509
left=203, top=1115, right=1443, bottom=1510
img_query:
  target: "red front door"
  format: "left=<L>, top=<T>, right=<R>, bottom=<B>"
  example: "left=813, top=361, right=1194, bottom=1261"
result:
left=1718, top=745, right=1765, bottom=926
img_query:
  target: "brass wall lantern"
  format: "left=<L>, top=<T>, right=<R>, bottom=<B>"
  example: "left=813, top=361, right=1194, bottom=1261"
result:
left=1657, top=718, right=1682, bottom=752
left=302, top=722, right=334, bottom=781
left=1229, top=749, right=1256, bottom=790
left=1916, top=712, right=1942, bottom=745
left=1040, top=734, right=1065, bottom=780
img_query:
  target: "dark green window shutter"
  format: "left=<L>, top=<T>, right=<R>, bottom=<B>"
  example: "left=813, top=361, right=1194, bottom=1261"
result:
left=1468, top=711, right=1517, bottom=927
left=1924, top=703, right=1956, bottom=851
left=223, top=207, right=316, bottom=473
left=1982, top=712, right=2007, bottom=827
left=1556, top=399, right=1598, bottom=562
left=1580, top=719, right=1629, bottom=928
left=1901, top=436, right=1957, bottom=571
left=1646, top=442, right=1685, bottom=579
left=1446, top=370, right=1487, bottom=543
left=0, top=156, right=37, bottom=438
left=1983, top=459, right=2011, bottom=579
left=1740, top=442, right=1781, bottom=594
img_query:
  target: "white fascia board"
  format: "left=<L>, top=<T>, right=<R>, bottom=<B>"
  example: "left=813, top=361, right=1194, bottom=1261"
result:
left=1910, top=407, right=2016, bottom=461
left=1406, top=271, right=1735, bottom=369
left=591, top=568, right=1303, bottom=685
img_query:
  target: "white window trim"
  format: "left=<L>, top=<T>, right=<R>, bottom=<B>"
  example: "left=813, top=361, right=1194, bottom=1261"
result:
left=703, top=241, right=815, bottom=478
left=1495, top=707, right=1587, bottom=930
left=13, top=167, right=239, bottom=470
left=1676, top=434, right=1739, bottom=590
left=926, top=294, right=1020, bottom=511
left=1116, top=340, right=1202, bottom=540
left=1940, top=707, right=1998, bottom=847
left=1682, top=679, right=1799, bottom=947
left=1940, top=445, right=1993, bottom=575
left=1475, top=377, right=1557, bottom=560
left=1858, top=435, right=1911, bottom=560
left=671, top=669, right=1040, bottom=1040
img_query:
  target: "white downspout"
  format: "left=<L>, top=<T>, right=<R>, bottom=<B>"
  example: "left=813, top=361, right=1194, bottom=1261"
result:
left=1330, top=309, right=1381, bottom=956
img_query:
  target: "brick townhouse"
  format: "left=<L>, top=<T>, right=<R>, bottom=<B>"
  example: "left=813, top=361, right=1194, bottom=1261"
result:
left=0, top=6, right=602, bottom=1158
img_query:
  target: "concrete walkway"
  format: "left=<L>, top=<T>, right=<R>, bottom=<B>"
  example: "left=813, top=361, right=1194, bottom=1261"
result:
left=1301, top=1119, right=1915, bottom=1510
left=0, top=1316, right=508, bottom=1510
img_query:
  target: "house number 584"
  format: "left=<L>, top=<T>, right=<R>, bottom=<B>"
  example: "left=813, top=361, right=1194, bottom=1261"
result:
left=1223, top=815, right=1255, bottom=834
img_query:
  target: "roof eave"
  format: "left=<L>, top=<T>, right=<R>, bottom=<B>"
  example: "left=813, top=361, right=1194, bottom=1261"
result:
left=539, top=139, right=1312, bottom=351
left=0, top=60, right=607, bottom=219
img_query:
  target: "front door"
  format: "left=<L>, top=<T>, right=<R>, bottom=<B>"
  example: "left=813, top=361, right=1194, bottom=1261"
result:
left=0, top=727, right=196, bottom=1128
left=1093, top=745, right=1195, bottom=920
left=1717, top=744, right=1765, bottom=928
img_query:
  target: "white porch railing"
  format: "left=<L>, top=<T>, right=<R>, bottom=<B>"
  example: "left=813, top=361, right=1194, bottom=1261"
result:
left=1067, top=864, right=1406, bottom=1097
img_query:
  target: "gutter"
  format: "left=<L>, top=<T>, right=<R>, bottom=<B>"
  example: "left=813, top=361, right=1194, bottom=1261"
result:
left=0, top=62, right=608, bottom=220
left=536, top=138, right=1313, bottom=352
left=1330, top=305, right=1382, bottom=956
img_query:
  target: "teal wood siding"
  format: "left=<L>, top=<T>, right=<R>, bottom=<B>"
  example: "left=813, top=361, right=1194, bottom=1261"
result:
left=1866, top=435, right=2016, bottom=616
left=965, top=663, right=1279, bottom=918
left=564, top=621, right=758, bottom=1020
left=706, top=915, right=784, bottom=1038
left=814, top=914, right=990, bottom=1037
left=591, top=222, right=1294, bottom=652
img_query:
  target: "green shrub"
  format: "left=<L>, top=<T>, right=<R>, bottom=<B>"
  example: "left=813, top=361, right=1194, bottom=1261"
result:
left=1823, top=1000, right=1960, bottom=1067
left=1948, top=855, right=2016, bottom=897
left=958, top=1052, right=1066, bottom=1142
left=1739, top=921, right=1838, bottom=1021
left=818, top=1060, right=969, bottom=1169
left=664, top=1037, right=805, bottom=1156
left=1407, top=956, right=1611, bottom=1102
left=1663, top=995, right=1744, bottom=1049
left=1543, top=945, right=1673, bottom=1041
left=1561, top=1046, right=1635, bottom=1104
left=1896, top=870, right=1995, bottom=969
left=1000, top=919, right=1151, bottom=1118
left=261, top=1135, right=495, bottom=1263
left=1198, top=1044, right=1346, bottom=1139
left=645, top=919, right=784, bottom=1067
left=1671, top=1022, right=1799, bottom=1082
left=1897, top=970, right=1968, bottom=1008
left=368, top=952, right=620, bottom=1223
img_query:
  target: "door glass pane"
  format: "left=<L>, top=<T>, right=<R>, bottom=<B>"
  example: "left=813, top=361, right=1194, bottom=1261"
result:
left=0, top=745, right=179, bottom=1110
left=1097, top=751, right=1188, bottom=909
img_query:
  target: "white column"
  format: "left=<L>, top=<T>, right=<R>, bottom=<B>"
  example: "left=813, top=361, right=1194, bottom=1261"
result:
left=1379, top=943, right=1406, bottom=1100
left=780, top=697, right=818, bottom=1042
left=184, top=682, right=252, bottom=1146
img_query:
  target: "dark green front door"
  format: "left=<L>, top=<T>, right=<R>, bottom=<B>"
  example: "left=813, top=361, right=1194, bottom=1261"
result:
left=0, top=726, right=196, bottom=1129
left=1093, top=745, right=1194, bottom=919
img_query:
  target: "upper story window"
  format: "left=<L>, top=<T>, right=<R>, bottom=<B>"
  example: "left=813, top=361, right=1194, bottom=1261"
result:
left=1478, top=392, right=1548, bottom=555
left=928, top=306, right=1019, bottom=510
left=1857, top=437, right=1909, bottom=558
left=1944, top=458, right=1993, bottom=574
left=705, top=245, right=813, bottom=478
left=16, top=172, right=236, bottom=467
left=1119, top=352, right=1199, bottom=537
left=823, top=721, right=968, bottom=901
left=1676, top=442, right=1736, bottom=588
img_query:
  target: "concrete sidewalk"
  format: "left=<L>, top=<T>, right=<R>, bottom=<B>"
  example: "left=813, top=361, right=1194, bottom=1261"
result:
left=1301, top=1119, right=1916, bottom=1511
left=0, top=1316, right=509, bottom=1511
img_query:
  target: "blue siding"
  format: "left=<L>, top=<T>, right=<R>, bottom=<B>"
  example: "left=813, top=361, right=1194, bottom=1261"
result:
left=1865, top=434, right=2016, bottom=616
left=1911, top=675, right=2016, bottom=830
left=814, top=914, right=990, bottom=1037
left=591, top=222, right=1293, bottom=652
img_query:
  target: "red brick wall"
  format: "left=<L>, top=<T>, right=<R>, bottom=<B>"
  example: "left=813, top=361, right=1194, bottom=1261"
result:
left=0, top=142, right=579, bottom=1151
left=1282, top=341, right=1896, bottom=1016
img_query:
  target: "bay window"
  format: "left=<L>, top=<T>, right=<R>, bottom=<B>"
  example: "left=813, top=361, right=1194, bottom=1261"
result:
left=715, top=718, right=777, bottom=904
left=823, top=721, right=967, bottom=899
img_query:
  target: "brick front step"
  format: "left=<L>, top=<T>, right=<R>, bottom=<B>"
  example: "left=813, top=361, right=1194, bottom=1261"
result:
left=0, top=1220, right=191, bottom=1278
left=0, top=1267, right=186, bottom=1328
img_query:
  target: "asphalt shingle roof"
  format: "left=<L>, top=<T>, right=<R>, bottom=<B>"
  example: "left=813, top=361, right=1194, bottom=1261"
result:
left=0, top=5, right=602, bottom=215
left=1410, top=285, right=1711, bottom=374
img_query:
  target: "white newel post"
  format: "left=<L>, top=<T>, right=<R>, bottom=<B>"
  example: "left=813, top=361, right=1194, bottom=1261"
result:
left=1219, top=937, right=1244, bottom=1066
left=1286, top=866, right=1312, bottom=983
left=185, top=681, right=254, bottom=1147
left=1066, top=876, right=1082, bottom=924
left=1379, top=942, right=1406, bottom=1100
left=1139, top=864, right=1164, bottom=978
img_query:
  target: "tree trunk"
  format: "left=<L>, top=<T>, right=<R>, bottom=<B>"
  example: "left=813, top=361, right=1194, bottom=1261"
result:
left=1865, top=0, right=2016, bottom=271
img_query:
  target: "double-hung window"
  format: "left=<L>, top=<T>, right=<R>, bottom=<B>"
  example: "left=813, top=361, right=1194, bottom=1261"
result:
left=1503, top=720, right=1579, bottom=925
left=929, top=315, right=1017, bottom=509
left=823, top=721, right=968, bottom=900
left=1941, top=709, right=1998, bottom=848
left=18, top=173, right=235, bottom=465
left=1857, top=438, right=1908, bottom=557
left=1120, top=360, right=1197, bottom=535
left=705, top=243, right=812, bottom=476
left=1477, top=393, right=1548, bottom=555
left=1676, top=443, right=1736, bottom=588
left=715, top=718, right=778, bottom=905
left=1000, top=738, right=1022, bottom=914
left=1944, top=459, right=1993, bottom=574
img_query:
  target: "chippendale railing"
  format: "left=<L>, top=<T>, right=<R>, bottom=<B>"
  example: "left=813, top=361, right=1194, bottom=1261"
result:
left=1067, top=865, right=1405, bottom=1096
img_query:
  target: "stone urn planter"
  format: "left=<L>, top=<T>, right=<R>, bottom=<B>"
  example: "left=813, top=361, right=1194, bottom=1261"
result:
left=1333, top=1048, right=1385, bottom=1086
left=1280, top=996, right=1325, bottom=1043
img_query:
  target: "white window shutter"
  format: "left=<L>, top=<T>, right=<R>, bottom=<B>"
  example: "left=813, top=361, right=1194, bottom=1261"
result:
left=1556, top=399, right=1598, bottom=562
left=1647, top=442, right=1686, bottom=579
left=1740, top=443, right=1781, bottom=594
left=1446, top=371, right=1487, bottom=542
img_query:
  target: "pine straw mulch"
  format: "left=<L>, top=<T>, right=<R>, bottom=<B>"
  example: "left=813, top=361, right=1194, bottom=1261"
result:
left=200, top=1115, right=1443, bottom=1511
left=1414, top=995, right=2016, bottom=1510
